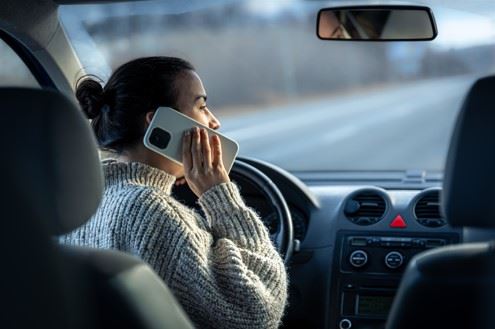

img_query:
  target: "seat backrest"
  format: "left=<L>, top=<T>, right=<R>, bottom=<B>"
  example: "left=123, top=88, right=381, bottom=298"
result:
left=386, top=242, right=495, bottom=329
left=62, top=247, right=193, bottom=329
left=386, top=77, right=495, bottom=329
left=0, top=87, right=193, bottom=329
left=0, top=185, right=92, bottom=329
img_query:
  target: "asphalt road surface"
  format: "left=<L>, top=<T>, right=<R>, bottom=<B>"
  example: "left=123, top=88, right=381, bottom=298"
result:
left=221, top=76, right=476, bottom=172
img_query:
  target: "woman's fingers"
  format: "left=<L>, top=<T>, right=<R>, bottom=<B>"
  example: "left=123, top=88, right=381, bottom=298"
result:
left=211, top=135, right=223, bottom=169
left=184, top=128, right=215, bottom=171
left=182, top=130, right=192, bottom=171
left=201, top=129, right=212, bottom=170
left=191, top=127, right=202, bottom=170
left=182, top=129, right=230, bottom=197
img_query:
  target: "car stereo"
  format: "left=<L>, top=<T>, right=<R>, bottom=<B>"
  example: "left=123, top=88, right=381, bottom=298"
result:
left=330, top=231, right=459, bottom=329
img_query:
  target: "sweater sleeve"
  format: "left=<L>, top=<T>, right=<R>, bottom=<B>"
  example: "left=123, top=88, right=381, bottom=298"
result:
left=198, top=182, right=276, bottom=250
left=130, top=186, right=288, bottom=329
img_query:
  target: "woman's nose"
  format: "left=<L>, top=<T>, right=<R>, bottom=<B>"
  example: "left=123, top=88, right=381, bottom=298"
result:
left=209, top=111, right=221, bottom=130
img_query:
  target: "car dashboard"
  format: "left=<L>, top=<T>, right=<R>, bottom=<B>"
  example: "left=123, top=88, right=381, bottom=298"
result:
left=239, top=158, right=461, bottom=329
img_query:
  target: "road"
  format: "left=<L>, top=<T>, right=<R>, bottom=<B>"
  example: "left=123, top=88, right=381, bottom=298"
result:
left=220, top=76, right=476, bottom=171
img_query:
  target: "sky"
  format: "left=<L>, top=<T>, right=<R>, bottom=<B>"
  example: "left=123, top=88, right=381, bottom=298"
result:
left=432, top=6, right=495, bottom=49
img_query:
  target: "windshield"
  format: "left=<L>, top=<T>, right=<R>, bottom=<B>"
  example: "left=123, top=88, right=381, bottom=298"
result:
left=60, top=0, right=495, bottom=172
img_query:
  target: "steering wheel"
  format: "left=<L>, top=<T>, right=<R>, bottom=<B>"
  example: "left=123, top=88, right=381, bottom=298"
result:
left=229, top=160, right=293, bottom=264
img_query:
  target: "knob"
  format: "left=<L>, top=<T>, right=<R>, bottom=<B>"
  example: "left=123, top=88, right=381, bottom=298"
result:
left=339, top=318, right=352, bottom=329
left=385, top=251, right=404, bottom=269
left=349, top=250, right=368, bottom=268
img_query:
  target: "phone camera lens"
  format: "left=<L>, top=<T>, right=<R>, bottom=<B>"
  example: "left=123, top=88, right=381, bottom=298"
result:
left=149, top=128, right=171, bottom=149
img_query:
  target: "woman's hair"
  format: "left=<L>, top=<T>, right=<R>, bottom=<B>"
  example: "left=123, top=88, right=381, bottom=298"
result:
left=76, top=56, right=195, bottom=153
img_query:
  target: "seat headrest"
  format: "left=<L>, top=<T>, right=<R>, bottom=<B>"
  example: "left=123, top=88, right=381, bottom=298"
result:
left=0, top=88, right=103, bottom=235
left=443, top=76, right=495, bottom=228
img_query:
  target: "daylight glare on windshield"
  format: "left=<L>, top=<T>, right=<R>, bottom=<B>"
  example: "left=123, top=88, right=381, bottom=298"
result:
left=60, top=1, right=495, bottom=172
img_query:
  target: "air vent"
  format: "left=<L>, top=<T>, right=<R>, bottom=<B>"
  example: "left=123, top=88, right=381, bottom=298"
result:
left=414, top=190, right=446, bottom=228
left=344, top=192, right=386, bottom=226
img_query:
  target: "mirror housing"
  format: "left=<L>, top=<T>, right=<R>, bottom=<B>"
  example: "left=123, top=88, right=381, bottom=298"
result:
left=317, top=6, right=437, bottom=41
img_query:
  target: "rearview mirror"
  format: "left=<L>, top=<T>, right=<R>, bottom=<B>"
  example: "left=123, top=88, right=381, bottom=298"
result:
left=317, top=6, right=437, bottom=41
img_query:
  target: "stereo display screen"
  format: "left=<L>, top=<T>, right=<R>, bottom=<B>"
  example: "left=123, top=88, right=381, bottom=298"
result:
left=357, top=295, right=394, bottom=316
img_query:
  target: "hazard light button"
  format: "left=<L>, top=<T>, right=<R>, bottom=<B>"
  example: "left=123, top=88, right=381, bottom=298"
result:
left=390, top=215, right=407, bottom=228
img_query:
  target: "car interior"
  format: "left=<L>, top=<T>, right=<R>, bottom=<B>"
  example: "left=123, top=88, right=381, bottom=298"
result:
left=1, top=1, right=495, bottom=329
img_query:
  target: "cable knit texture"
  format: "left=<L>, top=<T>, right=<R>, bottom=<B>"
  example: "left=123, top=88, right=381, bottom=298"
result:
left=59, top=160, right=288, bottom=329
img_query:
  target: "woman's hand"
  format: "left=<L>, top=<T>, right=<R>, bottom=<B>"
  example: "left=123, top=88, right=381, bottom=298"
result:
left=182, top=127, right=230, bottom=197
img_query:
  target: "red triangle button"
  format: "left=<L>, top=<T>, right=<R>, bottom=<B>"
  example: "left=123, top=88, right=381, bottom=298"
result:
left=390, top=215, right=407, bottom=228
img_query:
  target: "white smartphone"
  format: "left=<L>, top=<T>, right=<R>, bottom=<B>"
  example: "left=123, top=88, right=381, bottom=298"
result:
left=143, top=107, right=239, bottom=173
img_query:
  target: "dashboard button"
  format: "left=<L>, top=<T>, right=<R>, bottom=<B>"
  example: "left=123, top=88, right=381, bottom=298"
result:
left=344, top=283, right=355, bottom=290
left=412, top=239, right=426, bottom=247
left=385, top=251, right=404, bottom=269
left=349, top=250, right=368, bottom=268
left=339, top=318, right=352, bottom=329
left=390, top=215, right=407, bottom=228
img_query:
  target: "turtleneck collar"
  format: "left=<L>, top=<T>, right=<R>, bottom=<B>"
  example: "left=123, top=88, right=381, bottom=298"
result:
left=102, top=159, right=177, bottom=195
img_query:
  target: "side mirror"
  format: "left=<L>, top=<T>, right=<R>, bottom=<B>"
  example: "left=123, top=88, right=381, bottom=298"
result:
left=317, top=6, right=437, bottom=41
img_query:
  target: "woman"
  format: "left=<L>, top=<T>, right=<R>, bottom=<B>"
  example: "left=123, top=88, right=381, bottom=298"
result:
left=60, top=57, right=288, bottom=329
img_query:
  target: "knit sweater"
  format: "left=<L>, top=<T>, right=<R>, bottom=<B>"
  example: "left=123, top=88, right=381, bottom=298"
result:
left=60, top=160, right=288, bottom=329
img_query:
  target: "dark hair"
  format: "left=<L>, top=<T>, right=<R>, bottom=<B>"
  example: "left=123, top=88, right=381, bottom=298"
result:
left=76, top=56, right=195, bottom=153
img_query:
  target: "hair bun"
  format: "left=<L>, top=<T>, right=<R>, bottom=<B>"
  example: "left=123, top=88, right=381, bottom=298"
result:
left=76, top=78, right=105, bottom=119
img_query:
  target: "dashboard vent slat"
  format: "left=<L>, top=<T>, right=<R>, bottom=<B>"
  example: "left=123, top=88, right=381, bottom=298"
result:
left=414, top=190, right=446, bottom=228
left=344, top=191, right=386, bottom=226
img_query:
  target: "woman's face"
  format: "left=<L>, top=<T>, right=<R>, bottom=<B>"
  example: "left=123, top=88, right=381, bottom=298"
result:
left=146, top=70, right=221, bottom=180
left=174, top=70, right=221, bottom=129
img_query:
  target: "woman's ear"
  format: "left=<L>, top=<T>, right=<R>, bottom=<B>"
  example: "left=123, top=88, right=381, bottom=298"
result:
left=144, top=111, right=155, bottom=128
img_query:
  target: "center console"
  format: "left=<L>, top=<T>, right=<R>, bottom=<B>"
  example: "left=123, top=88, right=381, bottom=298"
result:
left=330, top=231, right=459, bottom=329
